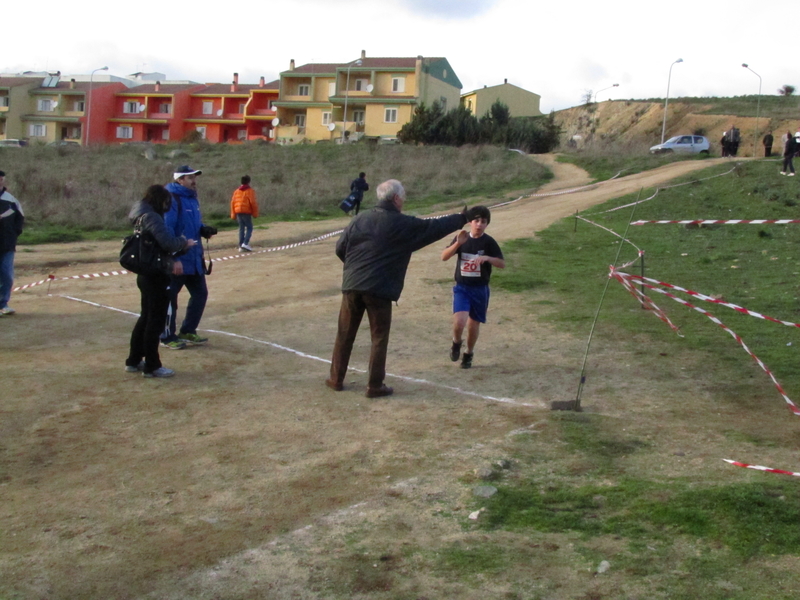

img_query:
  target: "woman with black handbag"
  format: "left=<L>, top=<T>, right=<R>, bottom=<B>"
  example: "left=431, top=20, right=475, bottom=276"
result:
left=125, top=185, right=196, bottom=378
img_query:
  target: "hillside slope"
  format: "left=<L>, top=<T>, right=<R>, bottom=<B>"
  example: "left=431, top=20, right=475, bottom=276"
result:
left=555, top=99, right=798, bottom=156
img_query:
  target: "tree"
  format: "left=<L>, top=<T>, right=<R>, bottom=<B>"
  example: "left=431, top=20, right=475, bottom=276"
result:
left=581, top=90, right=593, bottom=105
left=778, top=84, right=796, bottom=96
left=397, top=100, right=560, bottom=153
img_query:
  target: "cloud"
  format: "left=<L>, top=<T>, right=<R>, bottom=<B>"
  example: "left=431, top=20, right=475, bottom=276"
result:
left=400, top=0, right=498, bottom=19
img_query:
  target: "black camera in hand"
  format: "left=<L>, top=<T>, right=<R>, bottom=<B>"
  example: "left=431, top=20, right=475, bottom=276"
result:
left=199, top=225, right=218, bottom=239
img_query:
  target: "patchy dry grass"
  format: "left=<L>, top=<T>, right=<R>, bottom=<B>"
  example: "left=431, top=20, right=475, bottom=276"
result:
left=0, top=143, right=550, bottom=242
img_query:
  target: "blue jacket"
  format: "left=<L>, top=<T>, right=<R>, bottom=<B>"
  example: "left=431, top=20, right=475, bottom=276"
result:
left=164, top=182, right=205, bottom=275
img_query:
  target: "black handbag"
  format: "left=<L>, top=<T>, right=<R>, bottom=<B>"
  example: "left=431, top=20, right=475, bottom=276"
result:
left=339, top=193, right=357, bottom=213
left=120, top=216, right=171, bottom=275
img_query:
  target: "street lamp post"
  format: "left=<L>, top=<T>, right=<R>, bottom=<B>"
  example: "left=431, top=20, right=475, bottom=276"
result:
left=594, top=83, right=619, bottom=103
left=341, top=59, right=362, bottom=144
left=742, top=63, right=762, bottom=157
left=85, top=66, right=108, bottom=147
left=661, top=58, right=683, bottom=144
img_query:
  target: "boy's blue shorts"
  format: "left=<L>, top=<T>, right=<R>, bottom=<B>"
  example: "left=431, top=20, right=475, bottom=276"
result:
left=453, top=283, right=490, bottom=323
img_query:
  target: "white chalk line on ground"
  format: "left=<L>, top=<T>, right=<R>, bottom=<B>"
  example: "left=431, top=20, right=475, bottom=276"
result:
left=58, top=294, right=541, bottom=408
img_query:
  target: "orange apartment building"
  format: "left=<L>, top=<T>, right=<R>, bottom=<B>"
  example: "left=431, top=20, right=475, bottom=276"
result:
left=184, top=75, right=280, bottom=143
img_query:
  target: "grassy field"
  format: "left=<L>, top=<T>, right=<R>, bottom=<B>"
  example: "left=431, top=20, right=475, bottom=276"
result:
left=450, top=158, right=800, bottom=598
left=0, top=142, right=550, bottom=244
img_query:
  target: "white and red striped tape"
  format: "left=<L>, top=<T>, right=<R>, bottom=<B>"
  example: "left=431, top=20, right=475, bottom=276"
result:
left=724, top=459, right=800, bottom=478
left=13, top=172, right=614, bottom=295
left=633, top=219, right=800, bottom=226
left=610, top=268, right=800, bottom=417
left=620, top=272, right=800, bottom=330
left=13, top=229, right=345, bottom=293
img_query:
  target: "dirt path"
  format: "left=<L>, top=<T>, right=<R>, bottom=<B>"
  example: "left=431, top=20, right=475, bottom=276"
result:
left=1, top=155, right=732, bottom=599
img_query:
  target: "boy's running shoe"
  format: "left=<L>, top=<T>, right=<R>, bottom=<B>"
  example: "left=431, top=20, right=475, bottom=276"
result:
left=460, top=352, right=473, bottom=369
left=160, top=339, right=187, bottom=350
left=450, top=341, right=462, bottom=362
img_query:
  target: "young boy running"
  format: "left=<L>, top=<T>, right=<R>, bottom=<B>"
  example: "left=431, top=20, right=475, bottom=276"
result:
left=441, top=206, right=504, bottom=368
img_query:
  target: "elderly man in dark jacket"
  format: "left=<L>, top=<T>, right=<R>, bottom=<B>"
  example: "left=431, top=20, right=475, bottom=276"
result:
left=327, top=179, right=470, bottom=398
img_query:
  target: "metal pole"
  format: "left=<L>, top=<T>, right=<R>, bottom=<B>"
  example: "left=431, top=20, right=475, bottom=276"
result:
left=572, top=189, right=643, bottom=411
left=594, top=83, right=619, bottom=103
left=661, top=59, right=683, bottom=144
left=85, top=66, right=108, bottom=147
left=340, top=59, right=361, bottom=144
left=742, top=64, right=762, bottom=157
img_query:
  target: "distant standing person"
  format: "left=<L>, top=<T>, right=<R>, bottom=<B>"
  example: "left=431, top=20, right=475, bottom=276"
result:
left=441, top=205, right=505, bottom=369
left=781, top=132, right=797, bottom=176
left=728, top=126, right=741, bottom=157
left=349, top=172, right=369, bottom=215
left=230, top=175, right=259, bottom=252
left=126, top=185, right=196, bottom=378
left=720, top=132, right=729, bottom=157
left=160, top=165, right=218, bottom=349
left=763, top=131, right=774, bottom=157
left=0, top=170, right=24, bottom=317
left=326, top=179, right=470, bottom=397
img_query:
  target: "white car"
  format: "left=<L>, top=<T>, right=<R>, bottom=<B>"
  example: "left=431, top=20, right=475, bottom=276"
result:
left=650, top=135, right=710, bottom=155
left=0, top=139, right=28, bottom=148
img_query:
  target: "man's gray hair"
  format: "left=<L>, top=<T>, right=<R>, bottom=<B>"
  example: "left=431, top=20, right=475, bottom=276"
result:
left=376, top=179, right=405, bottom=203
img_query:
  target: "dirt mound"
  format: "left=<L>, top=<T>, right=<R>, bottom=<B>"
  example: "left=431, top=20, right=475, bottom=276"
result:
left=556, top=100, right=796, bottom=156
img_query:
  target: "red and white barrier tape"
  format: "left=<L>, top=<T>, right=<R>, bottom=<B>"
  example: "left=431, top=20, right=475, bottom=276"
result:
left=13, top=270, right=131, bottom=292
left=592, top=164, right=739, bottom=215
left=611, top=269, right=800, bottom=416
left=12, top=168, right=626, bottom=295
left=13, top=229, right=344, bottom=293
left=724, top=459, right=800, bottom=478
left=633, top=219, right=800, bottom=226
left=620, top=272, right=800, bottom=330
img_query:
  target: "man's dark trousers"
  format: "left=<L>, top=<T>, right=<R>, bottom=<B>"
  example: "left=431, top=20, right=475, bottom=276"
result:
left=163, top=273, right=208, bottom=340
left=329, top=291, right=392, bottom=389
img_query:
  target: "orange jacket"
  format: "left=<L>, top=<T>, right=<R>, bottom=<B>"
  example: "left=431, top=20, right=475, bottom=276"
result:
left=230, top=185, right=259, bottom=219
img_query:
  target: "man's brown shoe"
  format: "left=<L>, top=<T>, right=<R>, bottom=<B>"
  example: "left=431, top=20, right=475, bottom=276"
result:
left=325, top=378, right=344, bottom=391
left=365, top=385, right=393, bottom=398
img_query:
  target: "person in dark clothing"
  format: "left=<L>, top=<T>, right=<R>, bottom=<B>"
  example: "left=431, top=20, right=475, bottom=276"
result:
left=0, top=170, right=24, bottom=316
left=781, top=131, right=797, bottom=176
left=327, top=179, right=470, bottom=398
left=126, top=185, right=195, bottom=378
left=349, top=172, right=369, bottom=215
left=720, top=132, right=729, bottom=158
left=763, top=131, right=774, bottom=157
left=728, top=126, right=741, bottom=157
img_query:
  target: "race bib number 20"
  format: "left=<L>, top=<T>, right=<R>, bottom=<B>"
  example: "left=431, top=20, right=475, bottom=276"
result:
left=459, top=252, right=481, bottom=277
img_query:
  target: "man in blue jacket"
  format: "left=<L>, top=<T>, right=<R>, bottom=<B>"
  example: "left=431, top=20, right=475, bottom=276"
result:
left=326, top=179, right=470, bottom=398
left=160, top=165, right=217, bottom=349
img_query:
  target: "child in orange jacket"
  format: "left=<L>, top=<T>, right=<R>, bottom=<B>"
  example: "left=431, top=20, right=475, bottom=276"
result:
left=230, top=175, right=259, bottom=251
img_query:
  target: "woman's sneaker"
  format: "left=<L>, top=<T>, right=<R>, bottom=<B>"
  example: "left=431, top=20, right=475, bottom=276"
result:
left=143, top=367, right=175, bottom=378
left=125, top=361, right=146, bottom=373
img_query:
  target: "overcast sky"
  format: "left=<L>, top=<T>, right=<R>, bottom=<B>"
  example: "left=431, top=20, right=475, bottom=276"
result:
left=3, top=0, right=796, bottom=113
